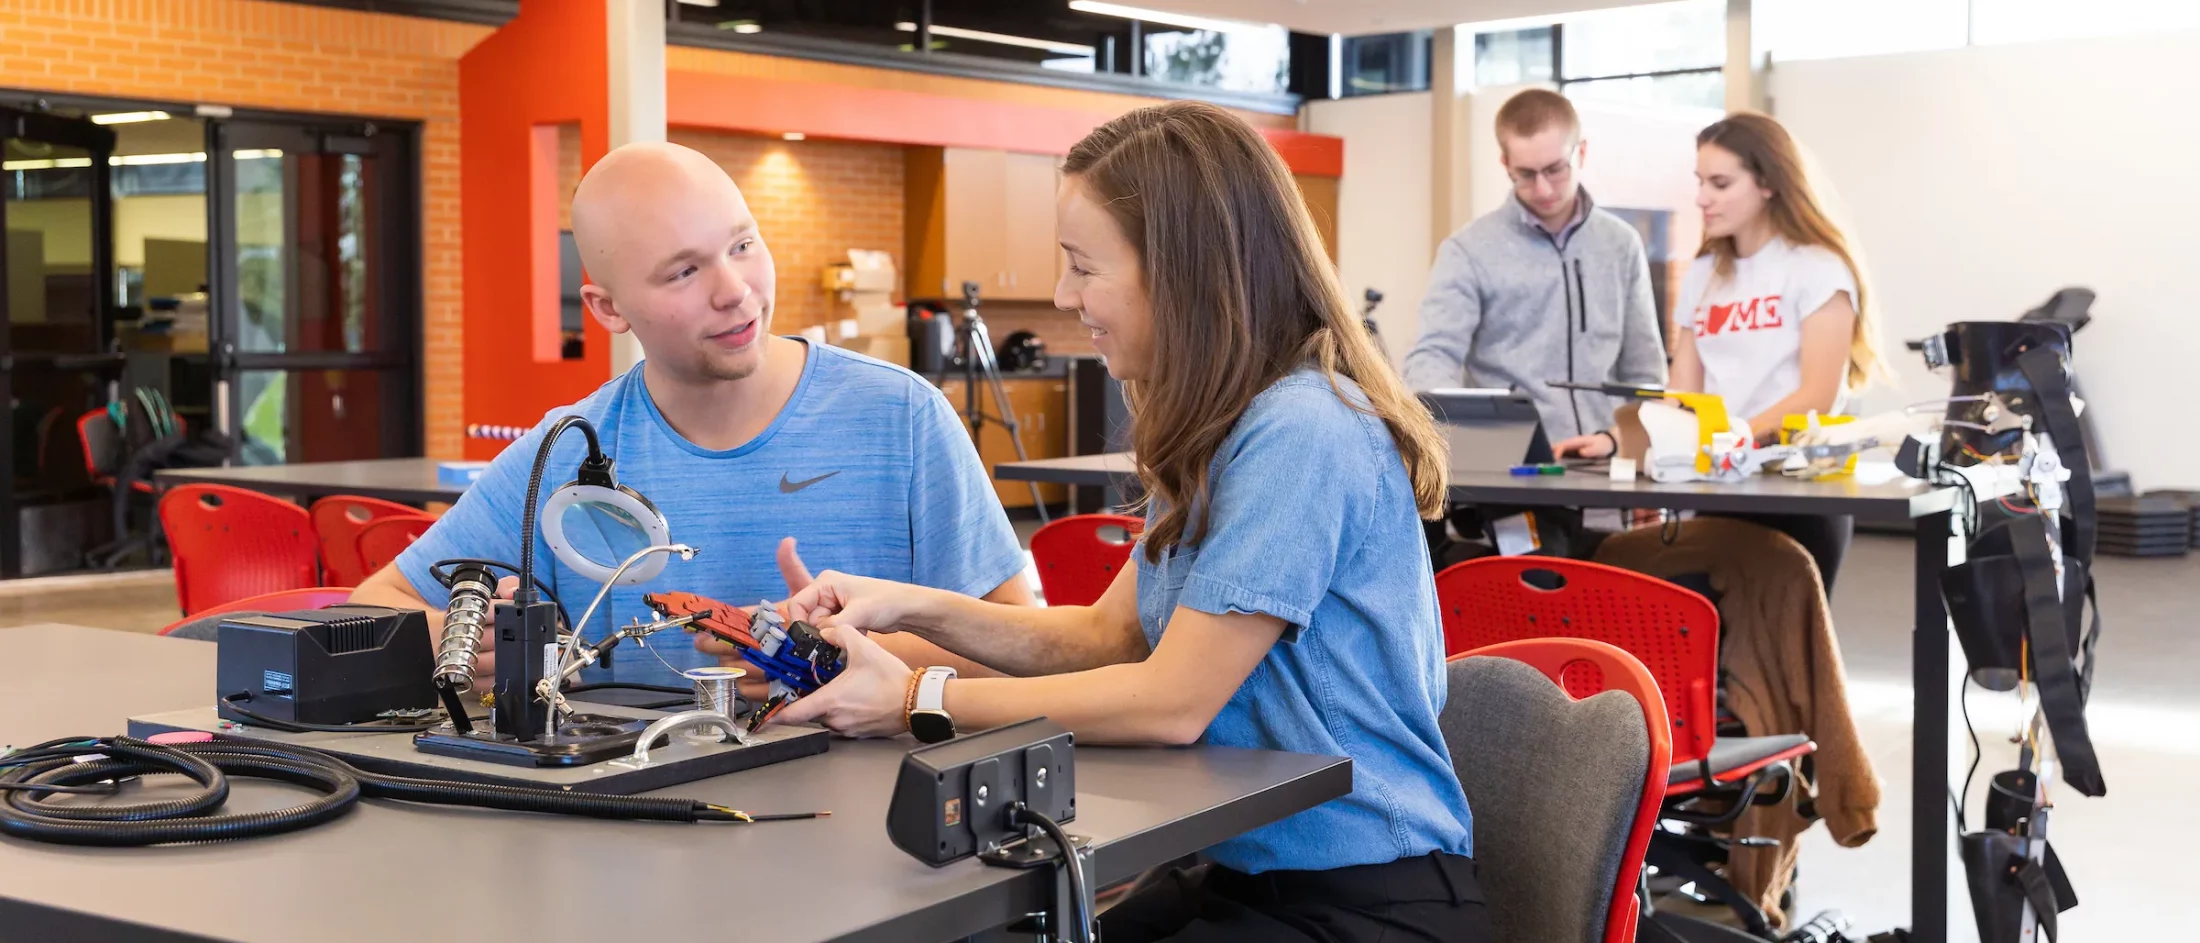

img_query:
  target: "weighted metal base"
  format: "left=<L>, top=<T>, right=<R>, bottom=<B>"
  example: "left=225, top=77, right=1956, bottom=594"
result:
left=127, top=700, right=828, bottom=795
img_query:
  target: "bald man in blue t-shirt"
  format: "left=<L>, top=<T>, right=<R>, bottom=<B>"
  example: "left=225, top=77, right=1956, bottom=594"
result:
left=349, top=141, right=1030, bottom=687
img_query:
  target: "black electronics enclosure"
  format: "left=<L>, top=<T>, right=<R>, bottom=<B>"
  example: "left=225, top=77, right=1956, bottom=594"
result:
left=214, top=606, right=437, bottom=726
left=888, top=718, right=1076, bottom=867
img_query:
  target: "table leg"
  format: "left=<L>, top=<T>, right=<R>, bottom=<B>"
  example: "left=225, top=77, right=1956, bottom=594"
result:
left=1911, top=509, right=1954, bottom=943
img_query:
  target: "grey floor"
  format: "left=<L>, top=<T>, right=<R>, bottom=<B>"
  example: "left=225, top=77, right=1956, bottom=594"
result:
left=1791, top=535, right=2199, bottom=937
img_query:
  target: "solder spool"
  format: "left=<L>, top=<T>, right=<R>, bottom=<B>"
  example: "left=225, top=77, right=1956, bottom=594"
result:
left=681, top=666, right=746, bottom=740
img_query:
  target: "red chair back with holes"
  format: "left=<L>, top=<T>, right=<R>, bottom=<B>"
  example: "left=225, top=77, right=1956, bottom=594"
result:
left=355, top=514, right=437, bottom=577
left=1436, top=556, right=1720, bottom=769
left=1029, top=513, right=1144, bottom=606
left=159, top=484, right=321, bottom=616
left=157, top=587, right=358, bottom=636
left=310, top=495, right=426, bottom=586
left=1453, top=638, right=1672, bottom=943
left=77, top=409, right=120, bottom=484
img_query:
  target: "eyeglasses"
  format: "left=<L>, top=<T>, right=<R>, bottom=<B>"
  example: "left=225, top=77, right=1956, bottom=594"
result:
left=1508, top=152, right=1578, bottom=188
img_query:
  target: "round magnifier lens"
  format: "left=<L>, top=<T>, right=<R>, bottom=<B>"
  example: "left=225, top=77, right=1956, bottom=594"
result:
left=540, top=483, right=672, bottom=585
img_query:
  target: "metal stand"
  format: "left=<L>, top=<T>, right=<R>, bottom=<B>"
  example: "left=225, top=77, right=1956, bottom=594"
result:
left=984, top=830, right=1095, bottom=943
left=956, top=280, right=1049, bottom=523
left=1361, top=287, right=1386, bottom=359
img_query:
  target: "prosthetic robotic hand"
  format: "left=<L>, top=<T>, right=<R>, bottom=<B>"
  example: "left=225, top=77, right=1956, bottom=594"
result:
left=645, top=592, right=847, bottom=733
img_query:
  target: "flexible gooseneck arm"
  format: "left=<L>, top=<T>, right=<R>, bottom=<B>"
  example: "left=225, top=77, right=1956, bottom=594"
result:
left=517, top=416, right=609, bottom=609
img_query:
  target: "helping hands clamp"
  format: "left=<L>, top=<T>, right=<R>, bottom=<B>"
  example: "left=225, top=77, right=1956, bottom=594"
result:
left=644, top=592, right=847, bottom=733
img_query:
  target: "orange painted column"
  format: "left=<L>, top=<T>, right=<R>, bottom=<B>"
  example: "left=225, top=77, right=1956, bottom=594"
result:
left=457, top=0, right=617, bottom=460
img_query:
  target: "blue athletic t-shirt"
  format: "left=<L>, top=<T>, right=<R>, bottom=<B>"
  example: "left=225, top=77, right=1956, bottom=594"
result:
left=396, top=341, right=1027, bottom=686
left=1134, top=369, right=1474, bottom=874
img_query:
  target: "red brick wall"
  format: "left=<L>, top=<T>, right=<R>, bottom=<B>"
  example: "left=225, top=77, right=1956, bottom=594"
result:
left=978, top=301, right=1094, bottom=358
left=557, top=127, right=907, bottom=338
left=674, top=129, right=906, bottom=337
left=0, top=0, right=488, bottom=459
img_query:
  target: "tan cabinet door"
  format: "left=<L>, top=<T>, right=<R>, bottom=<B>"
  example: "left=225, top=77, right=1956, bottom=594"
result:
left=1001, top=152, right=1061, bottom=302
left=941, top=148, right=1008, bottom=298
left=936, top=378, right=1068, bottom=508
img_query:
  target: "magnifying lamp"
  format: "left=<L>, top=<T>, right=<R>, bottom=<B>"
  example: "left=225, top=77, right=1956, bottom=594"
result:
left=542, top=481, right=673, bottom=585
left=518, top=416, right=677, bottom=601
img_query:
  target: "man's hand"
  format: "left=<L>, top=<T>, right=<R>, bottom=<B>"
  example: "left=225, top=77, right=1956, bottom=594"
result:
left=693, top=537, right=815, bottom=661
left=691, top=537, right=817, bottom=698
left=770, top=624, right=914, bottom=738
left=1553, top=431, right=1617, bottom=459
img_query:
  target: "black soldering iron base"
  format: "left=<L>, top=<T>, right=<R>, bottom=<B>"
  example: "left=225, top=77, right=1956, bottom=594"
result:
left=413, top=712, right=653, bottom=768
left=491, top=598, right=560, bottom=742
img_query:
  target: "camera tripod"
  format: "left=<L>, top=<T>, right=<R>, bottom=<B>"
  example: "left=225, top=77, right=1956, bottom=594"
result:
left=954, top=281, right=1050, bottom=523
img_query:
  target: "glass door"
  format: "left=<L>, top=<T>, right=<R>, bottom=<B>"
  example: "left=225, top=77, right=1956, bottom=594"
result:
left=207, top=118, right=419, bottom=465
left=0, top=109, right=119, bottom=577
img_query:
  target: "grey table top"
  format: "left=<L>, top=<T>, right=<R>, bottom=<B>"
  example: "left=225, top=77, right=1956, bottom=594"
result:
left=995, top=453, right=1139, bottom=487
left=154, top=457, right=464, bottom=504
left=1446, top=466, right=1960, bottom=520
left=997, top=451, right=1955, bottom=521
left=0, top=625, right=1350, bottom=943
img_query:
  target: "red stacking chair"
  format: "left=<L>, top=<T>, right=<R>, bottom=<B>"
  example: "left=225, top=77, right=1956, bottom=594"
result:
left=355, top=513, right=437, bottom=576
left=158, top=587, right=359, bottom=637
left=1029, top=513, right=1143, bottom=607
left=159, top=484, right=321, bottom=616
left=1435, top=556, right=1815, bottom=936
left=1445, top=638, right=1671, bottom=943
left=311, top=495, right=426, bottom=586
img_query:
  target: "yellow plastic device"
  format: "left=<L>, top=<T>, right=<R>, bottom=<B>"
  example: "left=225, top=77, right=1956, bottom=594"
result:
left=1780, top=413, right=1860, bottom=477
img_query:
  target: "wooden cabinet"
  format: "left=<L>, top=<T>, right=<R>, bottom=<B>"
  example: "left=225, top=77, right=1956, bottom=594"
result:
left=907, top=147, right=1061, bottom=303
left=935, top=377, right=1068, bottom=508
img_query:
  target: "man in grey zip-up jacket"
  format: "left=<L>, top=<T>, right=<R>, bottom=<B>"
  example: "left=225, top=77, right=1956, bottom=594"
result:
left=1403, top=90, right=1667, bottom=443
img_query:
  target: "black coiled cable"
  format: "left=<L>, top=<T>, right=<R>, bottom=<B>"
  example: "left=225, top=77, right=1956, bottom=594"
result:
left=0, top=736, right=774, bottom=847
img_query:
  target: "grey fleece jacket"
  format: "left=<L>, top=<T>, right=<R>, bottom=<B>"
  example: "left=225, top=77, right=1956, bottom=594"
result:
left=1403, top=192, right=1668, bottom=441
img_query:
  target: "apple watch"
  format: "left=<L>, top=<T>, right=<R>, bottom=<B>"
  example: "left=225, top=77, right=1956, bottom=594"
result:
left=908, top=666, right=958, bottom=744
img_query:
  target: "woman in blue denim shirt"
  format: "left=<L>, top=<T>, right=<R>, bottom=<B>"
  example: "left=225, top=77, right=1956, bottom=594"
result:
left=777, top=101, right=1492, bottom=943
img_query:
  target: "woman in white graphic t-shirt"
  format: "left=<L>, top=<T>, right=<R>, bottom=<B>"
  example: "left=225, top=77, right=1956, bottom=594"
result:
left=1556, top=112, right=1884, bottom=589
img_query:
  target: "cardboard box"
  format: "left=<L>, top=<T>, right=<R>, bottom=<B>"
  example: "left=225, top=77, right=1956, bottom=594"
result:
left=846, top=332, right=910, bottom=367
left=825, top=249, right=902, bottom=336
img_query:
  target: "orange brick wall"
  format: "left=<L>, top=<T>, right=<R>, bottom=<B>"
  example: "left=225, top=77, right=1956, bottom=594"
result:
left=556, top=127, right=907, bottom=339
left=0, top=0, right=488, bottom=459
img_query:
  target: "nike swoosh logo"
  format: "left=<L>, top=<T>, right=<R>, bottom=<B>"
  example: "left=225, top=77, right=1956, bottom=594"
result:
left=779, top=471, right=841, bottom=494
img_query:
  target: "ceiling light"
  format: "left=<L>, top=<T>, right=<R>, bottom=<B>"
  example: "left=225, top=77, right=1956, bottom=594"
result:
left=1454, top=13, right=1568, bottom=34
left=111, top=152, right=202, bottom=166
left=89, top=111, right=171, bottom=125
left=893, top=21, right=1095, bottom=55
left=1, top=157, right=93, bottom=170
left=782, top=132, right=806, bottom=141
left=1067, top=1, right=1261, bottom=33
left=675, top=0, right=719, bottom=6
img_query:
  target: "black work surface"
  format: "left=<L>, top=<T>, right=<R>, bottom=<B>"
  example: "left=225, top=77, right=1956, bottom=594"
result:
left=0, top=626, right=1350, bottom=943
left=154, top=457, right=462, bottom=504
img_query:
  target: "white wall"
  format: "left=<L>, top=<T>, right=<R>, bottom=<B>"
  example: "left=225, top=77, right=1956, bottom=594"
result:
left=1304, top=92, right=1434, bottom=369
left=1770, top=30, right=2200, bottom=488
left=1465, top=83, right=1717, bottom=263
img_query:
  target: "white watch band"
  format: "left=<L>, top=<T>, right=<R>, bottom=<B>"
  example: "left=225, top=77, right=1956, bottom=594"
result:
left=916, top=666, right=957, bottom=712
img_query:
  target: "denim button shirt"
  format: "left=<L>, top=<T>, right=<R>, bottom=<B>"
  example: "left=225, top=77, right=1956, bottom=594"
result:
left=1134, top=370, right=1474, bottom=874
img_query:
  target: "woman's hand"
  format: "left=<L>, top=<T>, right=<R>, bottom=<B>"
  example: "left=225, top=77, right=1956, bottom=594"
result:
left=781, top=570, right=938, bottom=635
left=1553, top=431, right=1617, bottom=459
left=769, top=625, right=915, bottom=738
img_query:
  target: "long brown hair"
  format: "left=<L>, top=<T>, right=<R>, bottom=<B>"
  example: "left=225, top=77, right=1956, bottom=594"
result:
left=1063, top=101, right=1447, bottom=562
left=1696, top=112, right=1885, bottom=389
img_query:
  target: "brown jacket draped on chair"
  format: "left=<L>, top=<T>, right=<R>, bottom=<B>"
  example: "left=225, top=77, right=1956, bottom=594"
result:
left=1595, top=516, right=1881, bottom=927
